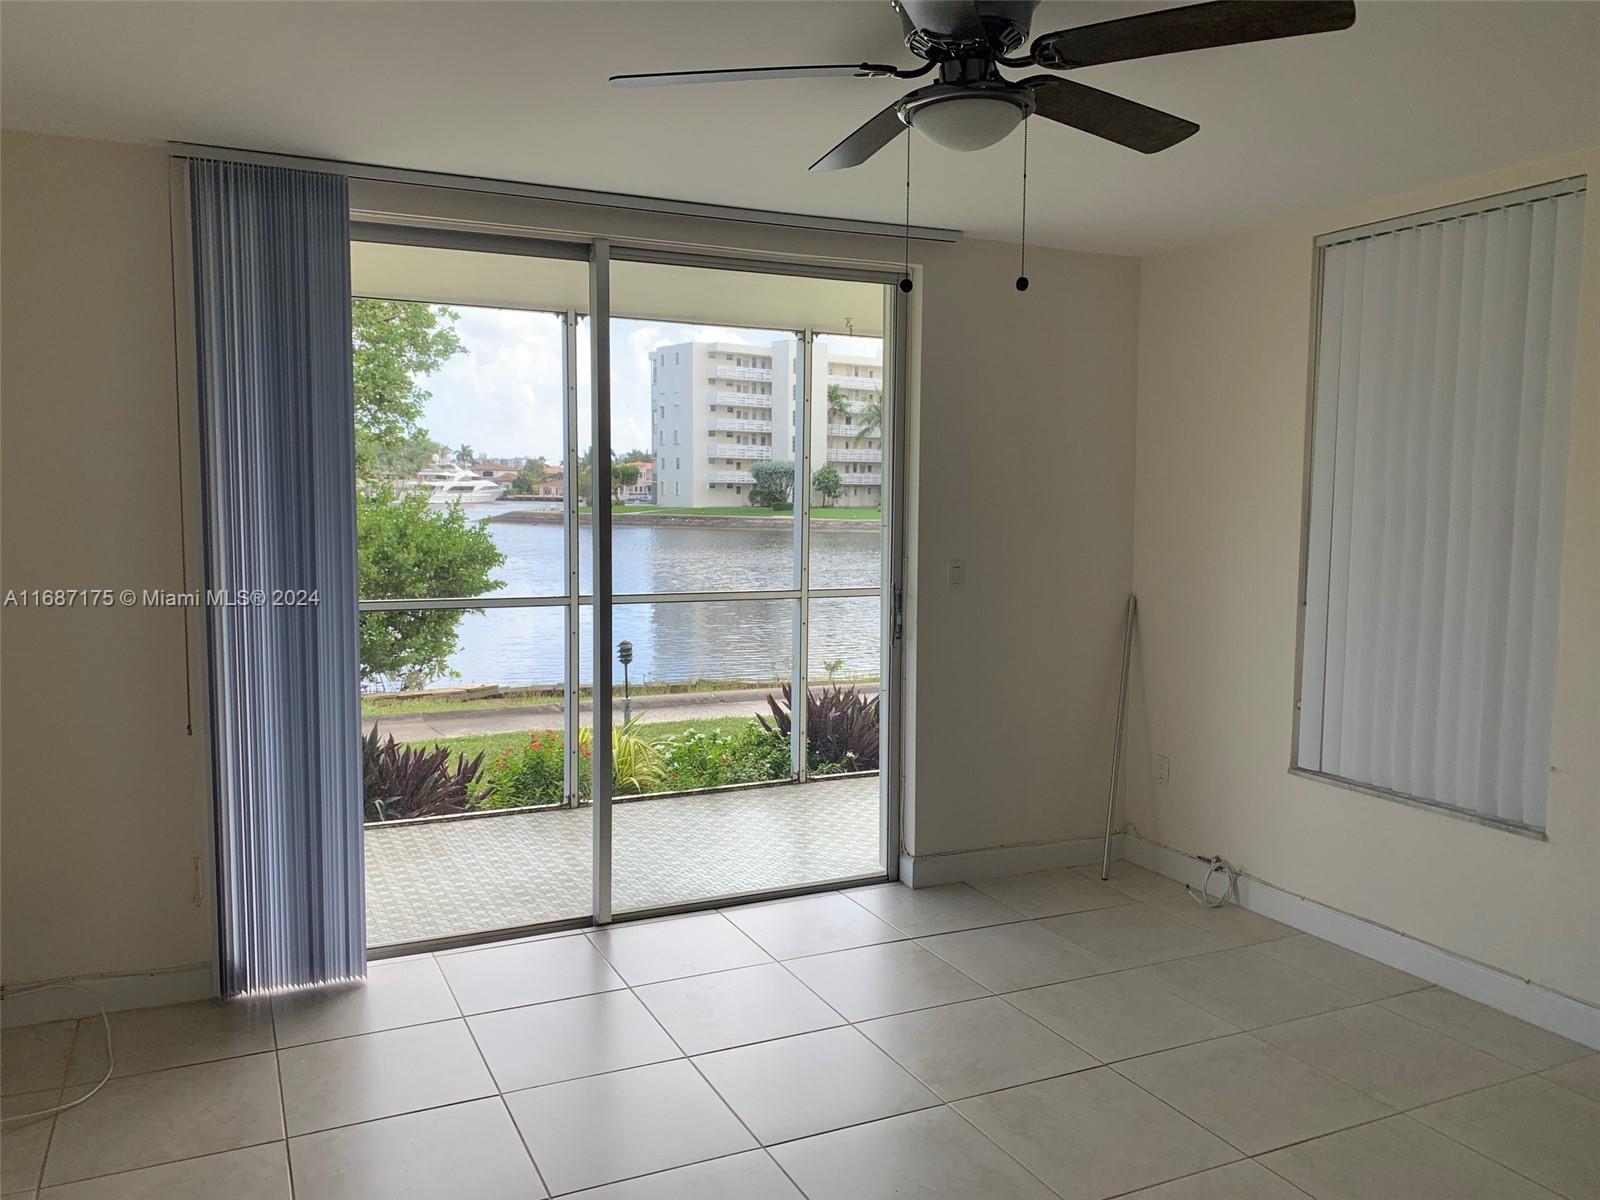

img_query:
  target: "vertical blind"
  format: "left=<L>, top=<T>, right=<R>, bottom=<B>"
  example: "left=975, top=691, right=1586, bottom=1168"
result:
left=190, top=159, right=365, bottom=992
left=1298, top=180, right=1585, bottom=831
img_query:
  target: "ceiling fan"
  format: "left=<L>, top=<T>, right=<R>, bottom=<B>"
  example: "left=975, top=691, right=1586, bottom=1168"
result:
left=611, top=1, right=1356, bottom=170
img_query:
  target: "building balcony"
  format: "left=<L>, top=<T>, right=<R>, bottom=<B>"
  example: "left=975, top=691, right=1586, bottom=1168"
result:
left=706, top=470, right=756, bottom=484
left=828, top=447, right=883, bottom=463
left=705, top=390, right=774, bottom=408
left=709, top=444, right=773, bottom=462
left=826, top=374, right=882, bottom=391
left=844, top=472, right=883, bottom=486
left=707, top=418, right=773, bottom=433
left=708, top=365, right=773, bottom=382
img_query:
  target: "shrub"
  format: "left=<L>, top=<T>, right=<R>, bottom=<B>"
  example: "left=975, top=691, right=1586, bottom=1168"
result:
left=658, top=721, right=791, bottom=791
left=579, top=718, right=665, bottom=795
left=759, top=684, right=879, bottom=772
left=482, top=719, right=665, bottom=809
left=749, top=460, right=795, bottom=507
left=480, top=730, right=572, bottom=809
left=362, top=726, right=487, bottom=822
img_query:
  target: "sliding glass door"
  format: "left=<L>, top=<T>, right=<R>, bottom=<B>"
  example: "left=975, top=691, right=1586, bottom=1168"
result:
left=352, top=231, right=903, bottom=949
left=603, top=259, right=894, bottom=914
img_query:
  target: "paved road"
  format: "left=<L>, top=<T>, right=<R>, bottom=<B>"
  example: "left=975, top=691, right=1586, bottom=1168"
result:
left=363, top=687, right=845, bottom=742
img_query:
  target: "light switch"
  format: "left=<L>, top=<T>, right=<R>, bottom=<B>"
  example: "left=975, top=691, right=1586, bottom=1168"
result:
left=947, top=559, right=965, bottom=588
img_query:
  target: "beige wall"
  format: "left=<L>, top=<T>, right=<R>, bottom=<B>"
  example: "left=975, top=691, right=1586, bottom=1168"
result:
left=0, top=132, right=1141, bottom=988
left=1, top=132, right=215, bottom=986
left=1128, top=149, right=1600, bottom=1005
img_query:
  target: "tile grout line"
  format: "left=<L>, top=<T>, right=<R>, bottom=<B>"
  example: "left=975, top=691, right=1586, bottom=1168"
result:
left=1384, top=1072, right=1592, bottom=1195
left=30, top=1017, right=78, bottom=1193
left=1103, top=1028, right=1393, bottom=1155
left=453, top=996, right=554, bottom=1199
left=938, top=1092, right=1087, bottom=1200
left=19, top=887, right=1588, bottom=1198
left=33, top=1137, right=293, bottom=1195
left=269, top=990, right=295, bottom=1200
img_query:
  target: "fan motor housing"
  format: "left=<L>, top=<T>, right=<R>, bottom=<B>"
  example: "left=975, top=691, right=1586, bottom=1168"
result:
left=896, top=80, right=1036, bottom=127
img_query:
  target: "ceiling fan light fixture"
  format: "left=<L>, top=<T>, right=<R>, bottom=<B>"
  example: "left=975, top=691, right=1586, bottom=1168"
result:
left=904, top=93, right=1028, bottom=152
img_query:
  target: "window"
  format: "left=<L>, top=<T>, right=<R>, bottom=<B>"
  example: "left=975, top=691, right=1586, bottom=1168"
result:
left=1296, top=179, right=1585, bottom=833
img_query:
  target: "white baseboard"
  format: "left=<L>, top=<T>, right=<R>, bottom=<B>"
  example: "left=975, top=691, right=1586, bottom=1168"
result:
left=1123, top=834, right=1600, bottom=1052
left=1, top=963, right=217, bottom=1027
left=900, top=834, right=1119, bottom=888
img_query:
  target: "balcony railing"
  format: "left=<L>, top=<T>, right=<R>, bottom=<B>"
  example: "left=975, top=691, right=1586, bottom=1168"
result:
left=707, top=418, right=773, bottom=433
left=828, top=447, right=883, bottom=463
left=846, top=473, right=883, bottom=486
left=827, top=374, right=882, bottom=391
left=709, top=365, right=773, bottom=382
left=708, top=444, right=774, bottom=461
left=705, top=390, right=774, bottom=407
left=827, top=424, right=882, bottom=439
left=707, top=470, right=756, bottom=484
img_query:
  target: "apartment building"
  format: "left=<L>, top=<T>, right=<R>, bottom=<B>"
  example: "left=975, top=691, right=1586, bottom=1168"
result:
left=650, top=340, right=883, bottom=508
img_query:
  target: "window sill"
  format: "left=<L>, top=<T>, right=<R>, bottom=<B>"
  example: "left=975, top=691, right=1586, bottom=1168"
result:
left=1287, top=767, right=1548, bottom=842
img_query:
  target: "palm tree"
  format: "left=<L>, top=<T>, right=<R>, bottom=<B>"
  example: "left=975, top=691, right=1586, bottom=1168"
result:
left=826, top=382, right=882, bottom=444
left=826, top=383, right=850, bottom=426
left=856, top=397, right=884, bottom=442
left=455, top=443, right=475, bottom=466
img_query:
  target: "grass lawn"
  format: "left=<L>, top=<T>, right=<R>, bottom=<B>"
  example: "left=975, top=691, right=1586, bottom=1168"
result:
left=361, top=676, right=880, bottom=717
left=402, top=714, right=761, bottom=765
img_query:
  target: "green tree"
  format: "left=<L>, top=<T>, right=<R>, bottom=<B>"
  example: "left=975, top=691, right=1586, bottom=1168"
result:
left=352, top=299, right=463, bottom=474
left=357, top=487, right=504, bottom=688
left=575, top=449, right=644, bottom=504
left=612, top=461, right=641, bottom=502
left=513, top=457, right=549, bottom=495
left=352, top=299, right=503, bottom=688
left=826, top=383, right=882, bottom=443
left=812, top=463, right=842, bottom=507
left=455, top=443, right=475, bottom=466
left=855, top=396, right=884, bottom=441
left=368, top=430, right=447, bottom=478
left=749, top=460, right=795, bottom=509
left=826, top=383, right=849, bottom=425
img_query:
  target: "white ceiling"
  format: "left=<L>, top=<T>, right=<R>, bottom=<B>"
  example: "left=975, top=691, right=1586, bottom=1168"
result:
left=2, top=1, right=1596, bottom=254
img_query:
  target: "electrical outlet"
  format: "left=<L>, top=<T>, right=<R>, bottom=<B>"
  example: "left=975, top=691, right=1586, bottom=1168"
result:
left=1154, top=754, right=1171, bottom=787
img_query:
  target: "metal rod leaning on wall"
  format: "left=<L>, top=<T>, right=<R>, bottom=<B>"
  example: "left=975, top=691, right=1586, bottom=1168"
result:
left=1101, top=595, right=1137, bottom=881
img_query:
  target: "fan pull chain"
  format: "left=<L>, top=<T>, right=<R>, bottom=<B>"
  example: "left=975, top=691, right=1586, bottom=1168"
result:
left=1016, top=116, right=1030, bottom=292
left=899, top=126, right=913, bottom=294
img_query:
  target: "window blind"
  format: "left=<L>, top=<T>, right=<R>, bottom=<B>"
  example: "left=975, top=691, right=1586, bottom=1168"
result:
left=190, top=159, right=366, bottom=991
left=1298, top=180, right=1585, bottom=831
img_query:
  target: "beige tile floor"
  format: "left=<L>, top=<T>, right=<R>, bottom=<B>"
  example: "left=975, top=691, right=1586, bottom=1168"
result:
left=3, top=862, right=1597, bottom=1199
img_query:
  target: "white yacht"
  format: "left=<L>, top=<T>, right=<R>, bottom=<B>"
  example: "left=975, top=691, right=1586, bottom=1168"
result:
left=413, top=461, right=507, bottom=504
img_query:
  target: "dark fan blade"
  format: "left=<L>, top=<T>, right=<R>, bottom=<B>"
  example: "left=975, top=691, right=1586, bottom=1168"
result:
left=896, top=0, right=986, bottom=40
left=611, top=63, right=899, bottom=88
left=809, top=100, right=908, bottom=172
left=1031, top=1, right=1355, bottom=70
left=1024, top=75, right=1198, bottom=153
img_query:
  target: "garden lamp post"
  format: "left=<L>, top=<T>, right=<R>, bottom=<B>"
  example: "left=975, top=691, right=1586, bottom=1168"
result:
left=618, top=640, right=633, bottom=723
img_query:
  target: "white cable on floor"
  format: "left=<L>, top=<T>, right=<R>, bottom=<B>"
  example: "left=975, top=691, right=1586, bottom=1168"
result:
left=0, top=983, right=114, bottom=1123
left=1187, top=856, right=1238, bottom=909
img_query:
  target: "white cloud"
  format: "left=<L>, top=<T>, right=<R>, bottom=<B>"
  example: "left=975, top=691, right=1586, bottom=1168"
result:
left=417, top=306, right=801, bottom=463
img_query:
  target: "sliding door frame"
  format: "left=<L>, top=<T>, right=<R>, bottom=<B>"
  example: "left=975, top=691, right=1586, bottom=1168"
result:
left=356, top=222, right=908, bottom=949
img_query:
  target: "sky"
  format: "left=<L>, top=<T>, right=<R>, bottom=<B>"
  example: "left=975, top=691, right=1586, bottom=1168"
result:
left=416, top=304, right=882, bottom=463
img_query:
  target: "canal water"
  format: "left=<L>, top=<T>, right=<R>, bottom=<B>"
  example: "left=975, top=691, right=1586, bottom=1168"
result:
left=396, top=503, right=885, bottom=691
